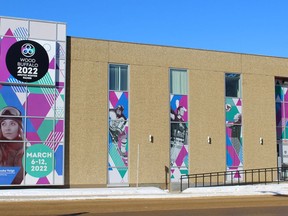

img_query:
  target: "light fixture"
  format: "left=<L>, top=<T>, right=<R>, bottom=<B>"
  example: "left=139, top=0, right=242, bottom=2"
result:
left=149, top=135, right=153, bottom=143
left=260, top=137, right=263, bottom=145
left=207, top=136, right=212, bottom=144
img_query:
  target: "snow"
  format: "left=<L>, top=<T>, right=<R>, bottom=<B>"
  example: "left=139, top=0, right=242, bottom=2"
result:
left=182, top=183, right=288, bottom=197
left=1, top=183, right=288, bottom=202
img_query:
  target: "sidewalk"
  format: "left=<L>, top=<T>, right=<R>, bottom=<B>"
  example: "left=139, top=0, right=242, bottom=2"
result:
left=1, top=183, right=288, bottom=202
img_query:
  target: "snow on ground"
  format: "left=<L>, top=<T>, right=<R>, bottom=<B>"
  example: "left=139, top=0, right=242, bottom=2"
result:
left=183, top=183, right=288, bottom=197
left=1, top=183, right=288, bottom=202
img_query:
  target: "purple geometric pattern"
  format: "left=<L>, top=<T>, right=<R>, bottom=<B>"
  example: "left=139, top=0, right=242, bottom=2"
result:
left=37, top=177, right=50, bottom=185
left=175, top=145, right=188, bottom=167
left=45, top=120, right=64, bottom=151
left=26, top=87, right=55, bottom=117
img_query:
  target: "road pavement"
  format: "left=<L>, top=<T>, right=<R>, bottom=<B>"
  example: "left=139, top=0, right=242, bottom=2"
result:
left=1, top=195, right=288, bottom=215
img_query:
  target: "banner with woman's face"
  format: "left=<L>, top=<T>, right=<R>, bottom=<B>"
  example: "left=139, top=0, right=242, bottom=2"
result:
left=0, top=17, right=66, bottom=186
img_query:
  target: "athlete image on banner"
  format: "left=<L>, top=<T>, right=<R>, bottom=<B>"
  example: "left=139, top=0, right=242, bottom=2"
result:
left=109, top=105, right=128, bottom=163
left=170, top=95, right=188, bottom=122
left=0, top=106, right=24, bottom=184
left=170, top=122, right=188, bottom=166
left=108, top=89, right=129, bottom=184
left=170, top=106, right=187, bottom=122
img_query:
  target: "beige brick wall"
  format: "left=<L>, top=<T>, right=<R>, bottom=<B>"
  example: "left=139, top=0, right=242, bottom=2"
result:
left=242, top=73, right=277, bottom=169
left=189, top=69, right=226, bottom=174
left=129, top=65, right=169, bottom=185
left=67, top=37, right=288, bottom=187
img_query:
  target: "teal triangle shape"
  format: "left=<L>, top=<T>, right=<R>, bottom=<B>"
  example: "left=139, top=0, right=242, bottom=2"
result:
left=118, top=168, right=127, bottom=178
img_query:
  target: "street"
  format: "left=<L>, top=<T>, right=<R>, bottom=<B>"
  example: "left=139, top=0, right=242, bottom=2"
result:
left=1, top=195, right=288, bottom=215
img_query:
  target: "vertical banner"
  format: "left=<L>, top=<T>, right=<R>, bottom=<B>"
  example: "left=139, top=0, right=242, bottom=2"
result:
left=225, top=73, right=243, bottom=182
left=225, top=98, right=243, bottom=174
left=275, top=79, right=288, bottom=169
left=0, top=17, right=66, bottom=186
left=108, top=91, right=129, bottom=184
left=170, top=94, right=189, bottom=182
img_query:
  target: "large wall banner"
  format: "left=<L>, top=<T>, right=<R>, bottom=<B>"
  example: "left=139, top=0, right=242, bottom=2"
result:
left=0, top=17, right=66, bottom=186
left=225, top=73, right=243, bottom=182
left=170, top=94, right=189, bottom=182
left=108, top=91, right=129, bottom=184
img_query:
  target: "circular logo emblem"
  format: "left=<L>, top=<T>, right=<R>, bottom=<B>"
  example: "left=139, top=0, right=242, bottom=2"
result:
left=21, top=43, right=35, bottom=57
left=6, top=40, right=49, bottom=83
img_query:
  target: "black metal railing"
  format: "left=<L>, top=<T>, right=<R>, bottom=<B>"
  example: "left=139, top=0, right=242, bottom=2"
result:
left=180, top=167, right=288, bottom=191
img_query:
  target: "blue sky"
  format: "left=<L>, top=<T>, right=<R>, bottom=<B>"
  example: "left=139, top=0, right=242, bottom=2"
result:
left=1, top=0, right=287, bottom=57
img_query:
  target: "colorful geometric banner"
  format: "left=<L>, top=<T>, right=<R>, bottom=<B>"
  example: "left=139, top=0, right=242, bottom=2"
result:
left=108, top=166, right=128, bottom=185
left=275, top=83, right=288, bottom=102
left=275, top=80, right=288, bottom=142
left=225, top=98, right=242, bottom=125
left=171, top=167, right=188, bottom=182
left=276, top=102, right=285, bottom=127
left=0, top=17, right=65, bottom=186
left=108, top=91, right=129, bottom=184
left=225, top=74, right=243, bottom=181
left=170, top=94, right=188, bottom=183
left=226, top=126, right=243, bottom=169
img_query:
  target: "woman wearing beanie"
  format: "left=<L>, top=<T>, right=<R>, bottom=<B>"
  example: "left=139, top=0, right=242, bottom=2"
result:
left=0, top=106, right=24, bottom=184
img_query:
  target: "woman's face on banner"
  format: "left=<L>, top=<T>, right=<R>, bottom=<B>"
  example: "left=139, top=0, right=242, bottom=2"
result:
left=1, top=119, right=19, bottom=140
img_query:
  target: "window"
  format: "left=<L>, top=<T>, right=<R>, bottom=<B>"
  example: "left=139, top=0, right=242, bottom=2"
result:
left=170, top=69, right=188, bottom=95
left=109, top=64, right=128, bottom=91
left=225, top=73, right=241, bottom=98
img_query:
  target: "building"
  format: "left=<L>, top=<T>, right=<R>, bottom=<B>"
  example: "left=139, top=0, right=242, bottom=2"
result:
left=0, top=17, right=287, bottom=189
